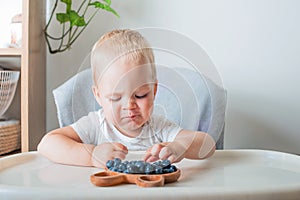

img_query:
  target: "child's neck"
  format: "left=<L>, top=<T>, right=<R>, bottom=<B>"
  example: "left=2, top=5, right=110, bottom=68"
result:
left=114, top=125, right=144, bottom=138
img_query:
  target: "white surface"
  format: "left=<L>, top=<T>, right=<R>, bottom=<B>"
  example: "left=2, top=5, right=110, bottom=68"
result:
left=1, top=149, right=300, bottom=200
left=46, top=0, right=300, bottom=155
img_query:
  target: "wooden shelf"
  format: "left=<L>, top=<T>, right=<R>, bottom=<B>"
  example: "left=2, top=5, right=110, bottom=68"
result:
left=0, top=0, right=46, bottom=152
left=0, top=48, right=22, bottom=56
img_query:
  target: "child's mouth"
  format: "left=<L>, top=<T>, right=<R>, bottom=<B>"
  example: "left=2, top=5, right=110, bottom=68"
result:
left=126, top=112, right=139, bottom=119
left=127, top=115, right=137, bottom=119
left=121, top=112, right=141, bottom=121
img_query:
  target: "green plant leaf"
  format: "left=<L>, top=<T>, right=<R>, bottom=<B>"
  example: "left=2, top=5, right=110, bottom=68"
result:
left=56, top=13, right=70, bottom=23
left=104, top=5, right=119, bottom=17
left=46, top=0, right=120, bottom=54
left=89, top=1, right=119, bottom=17
left=69, top=10, right=86, bottom=27
left=89, top=1, right=105, bottom=9
left=103, top=0, right=111, bottom=6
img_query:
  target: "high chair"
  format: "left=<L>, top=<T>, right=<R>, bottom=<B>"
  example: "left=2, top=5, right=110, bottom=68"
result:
left=53, top=66, right=226, bottom=149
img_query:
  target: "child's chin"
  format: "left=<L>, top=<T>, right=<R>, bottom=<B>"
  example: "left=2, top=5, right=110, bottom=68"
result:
left=124, top=117, right=145, bottom=127
left=120, top=125, right=143, bottom=136
left=124, top=124, right=143, bottom=131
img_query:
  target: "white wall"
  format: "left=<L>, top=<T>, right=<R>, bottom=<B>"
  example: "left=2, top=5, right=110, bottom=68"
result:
left=0, top=0, right=22, bottom=48
left=46, top=0, right=300, bottom=155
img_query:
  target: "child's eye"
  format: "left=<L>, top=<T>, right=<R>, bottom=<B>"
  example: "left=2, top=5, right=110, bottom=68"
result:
left=108, top=97, right=121, bottom=101
left=135, top=93, right=148, bottom=99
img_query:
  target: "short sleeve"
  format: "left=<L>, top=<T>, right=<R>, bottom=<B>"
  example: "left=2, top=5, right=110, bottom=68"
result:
left=151, top=115, right=183, bottom=142
left=70, top=111, right=100, bottom=145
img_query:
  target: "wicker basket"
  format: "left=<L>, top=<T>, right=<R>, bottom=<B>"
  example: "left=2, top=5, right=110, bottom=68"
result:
left=0, top=119, right=21, bottom=155
left=0, top=70, right=20, bottom=117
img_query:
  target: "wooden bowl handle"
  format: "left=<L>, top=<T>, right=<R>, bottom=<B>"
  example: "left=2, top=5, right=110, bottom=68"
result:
left=90, top=171, right=125, bottom=187
left=135, top=175, right=164, bottom=187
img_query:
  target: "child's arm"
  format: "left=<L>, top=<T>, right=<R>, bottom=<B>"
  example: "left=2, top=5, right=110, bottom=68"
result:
left=37, top=126, right=128, bottom=168
left=144, top=130, right=216, bottom=163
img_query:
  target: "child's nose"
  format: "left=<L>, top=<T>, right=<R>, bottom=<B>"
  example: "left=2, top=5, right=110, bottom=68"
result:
left=123, top=98, right=137, bottom=110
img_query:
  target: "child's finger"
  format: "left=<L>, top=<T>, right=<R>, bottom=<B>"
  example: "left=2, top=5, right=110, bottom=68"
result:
left=159, top=146, right=172, bottom=160
left=146, top=155, right=160, bottom=162
left=143, top=151, right=159, bottom=162
left=112, top=142, right=128, bottom=153
left=112, top=151, right=127, bottom=160
left=143, top=151, right=152, bottom=162
left=144, top=143, right=170, bottom=162
left=150, top=144, right=161, bottom=156
left=143, top=146, right=155, bottom=162
left=167, top=154, right=177, bottom=163
left=151, top=143, right=168, bottom=159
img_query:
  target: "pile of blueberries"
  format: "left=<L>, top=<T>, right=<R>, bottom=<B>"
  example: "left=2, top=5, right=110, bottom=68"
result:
left=106, top=158, right=177, bottom=174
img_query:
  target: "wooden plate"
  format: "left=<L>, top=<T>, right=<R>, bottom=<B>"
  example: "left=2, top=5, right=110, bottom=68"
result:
left=90, top=168, right=181, bottom=187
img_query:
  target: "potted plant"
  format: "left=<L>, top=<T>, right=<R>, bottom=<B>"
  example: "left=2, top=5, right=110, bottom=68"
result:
left=45, top=0, right=119, bottom=54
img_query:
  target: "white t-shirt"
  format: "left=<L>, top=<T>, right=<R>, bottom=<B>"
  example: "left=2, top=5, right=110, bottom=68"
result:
left=70, top=109, right=183, bottom=151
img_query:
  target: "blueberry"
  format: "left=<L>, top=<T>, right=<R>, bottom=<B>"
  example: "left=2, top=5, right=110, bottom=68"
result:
left=155, top=166, right=163, bottom=174
left=135, top=160, right=145, bottom=168
left=127, top=165, right=139, bottom=174
left=113, top=158, right=121, bottom=167
left=145, top=164, right=155, bottom=174
left=126, top=163, right=133, bottom=169
left=138, top=165, right=146, bottom=173
left=162, top=164, right=178, bottom=173
left=110, top=167, right=118, bottom=172
left=161, top=160, right=171, bottom=168
left=106, top=160, right=114, bottom=169
left=153, top=160, right=162, bottom=167
left=107, top=159, right=177, bottom=174
left=129, top=160, right=137, bottom=165
left=170, top=165, right=177, bottom=172
left=118, top=163, right=126, bottom=172
left=123, top=160, right=129, bottom=166
left=135, top=161, right=145, bottom=173
left=163, top=168, right=174, bottom=173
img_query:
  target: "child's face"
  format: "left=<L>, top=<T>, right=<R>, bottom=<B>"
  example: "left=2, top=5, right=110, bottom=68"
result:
left=93, top=58, right=157, bottom=138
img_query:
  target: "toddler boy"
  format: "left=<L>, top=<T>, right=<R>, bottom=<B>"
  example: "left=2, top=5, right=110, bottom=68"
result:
left=38, top=29, right=215, bottom=168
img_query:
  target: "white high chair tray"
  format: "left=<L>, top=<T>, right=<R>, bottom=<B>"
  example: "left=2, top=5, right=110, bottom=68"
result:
left=1, top=149, right=300, bottom=200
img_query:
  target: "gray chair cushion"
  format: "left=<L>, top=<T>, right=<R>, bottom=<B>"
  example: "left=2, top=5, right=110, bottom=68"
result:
left=53, top=67, right=226, bottom=149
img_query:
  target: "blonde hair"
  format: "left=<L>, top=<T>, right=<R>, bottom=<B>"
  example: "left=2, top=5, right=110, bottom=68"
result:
left=91, top=29, right=156, bottom=87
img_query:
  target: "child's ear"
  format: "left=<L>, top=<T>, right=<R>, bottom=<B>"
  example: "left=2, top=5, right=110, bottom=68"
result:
left=92, top=85, right=102, bottom=106
left=153, top=81, right=158, bottom=97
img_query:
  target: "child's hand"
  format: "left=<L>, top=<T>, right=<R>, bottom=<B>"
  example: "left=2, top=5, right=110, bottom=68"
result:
left=92, top=142, right=128, bottom=168
left=143, top=142, right=186, bottom=163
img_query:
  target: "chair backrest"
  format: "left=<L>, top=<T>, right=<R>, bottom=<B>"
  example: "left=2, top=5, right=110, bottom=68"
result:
left=53, top=67, right=226, bottom=149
